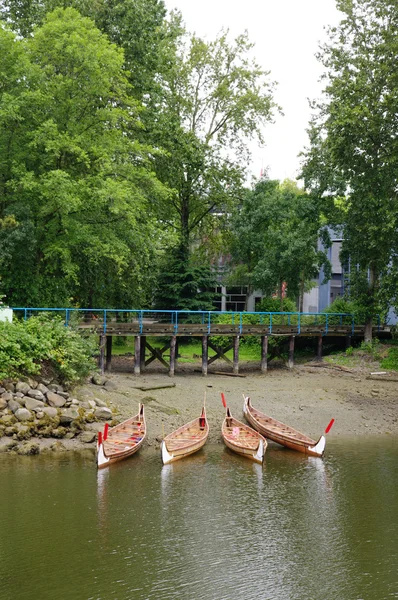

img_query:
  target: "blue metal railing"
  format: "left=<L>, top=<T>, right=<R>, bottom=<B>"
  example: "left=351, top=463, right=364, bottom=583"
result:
left=9, top=307, right=362, bottom=336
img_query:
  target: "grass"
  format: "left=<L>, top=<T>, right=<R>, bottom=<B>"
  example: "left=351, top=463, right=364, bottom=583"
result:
left=324, top=339, right=398, bottom=371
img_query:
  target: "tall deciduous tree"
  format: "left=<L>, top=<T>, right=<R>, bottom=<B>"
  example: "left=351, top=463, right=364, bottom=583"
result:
left=149, top=21, right=278, bottom=307
left=301, top=0, right=398, bottom=340
left=230, top=178, right=330, bottom=310
left=0, top=8, right=165, bottom=306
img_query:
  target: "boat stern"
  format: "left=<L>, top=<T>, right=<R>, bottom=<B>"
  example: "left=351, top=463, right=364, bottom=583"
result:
left=161, top=441, right=174, bottom=465
left=253, top=438, right=265, bottom=464
left=308, top=435, right=326, bottom=458
left=97, top=442, right=110, bottom=469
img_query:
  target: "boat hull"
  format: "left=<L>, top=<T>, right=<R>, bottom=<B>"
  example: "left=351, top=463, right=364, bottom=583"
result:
left=243, top=396, right=325, bottom=458
left=222, top=407, right=267, bottom=464
left=162, top=408, right=209, bottom=465
left=97, top=404, right=146, bottom=468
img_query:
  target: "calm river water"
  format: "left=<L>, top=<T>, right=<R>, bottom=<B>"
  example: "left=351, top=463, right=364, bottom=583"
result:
left=0, top=437, right=397, bottom=600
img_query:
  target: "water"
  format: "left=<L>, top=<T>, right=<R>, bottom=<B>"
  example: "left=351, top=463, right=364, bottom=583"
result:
left=0, top=438, right=397, bottom=600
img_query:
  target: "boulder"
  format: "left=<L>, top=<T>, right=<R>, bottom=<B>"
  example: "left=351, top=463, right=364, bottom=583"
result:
left=79, top=431, right=97, bottom=443
left=15, top=382, right=31, bottom=395
left=1, top=392, right=13, bottom=403
left=94, top=407, right=113, bottom=421
left=94, top=397, right=107, bottom=408
left=0, top=387, right=5, bottom=394
left=42, top=406, right=58, bottom=418
left=25, top=398, right=45, bottom=411
left=0, top=398, right=7, bottom=411
left=47, top=392, right=66, bottom=408
left=92, top=374, right=107, bottom=386
left=57, top=391, right=70, bottom=399
left=27, top=389, right=45, bottom=401
left=4, top=383, right=15, bottom=393
left=104, top=380, right=117, bottom=390
left=37, top=383, right=49, bottom=395
left=27, top=378, right=38, bottom=389
left=18, top=442, right=40, bottom=455
left=1, top=414, right=16, bottom=426
left=8, top=399, right=21, bottom=414
left=15, top=408, right=34, bottom=422
left=59, top=407, right=79, bottom=425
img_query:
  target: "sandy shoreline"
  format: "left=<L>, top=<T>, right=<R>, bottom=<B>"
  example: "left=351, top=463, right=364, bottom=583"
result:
left=2, top=362, right=397, bottom=455
left=77, top=362, right=398, bottom=445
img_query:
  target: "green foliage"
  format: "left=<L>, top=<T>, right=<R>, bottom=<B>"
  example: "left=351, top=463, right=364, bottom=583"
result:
left=301, top=0, right=398, bottom=337
left=255, top=296, right=296, bottom=313
left=0, top=316, right=95, bottom=384
left=380, top=347, right=398, bottom=372
left=154, top=246, right=218, bottom=311
left=230, top=178, right=330, bottom=306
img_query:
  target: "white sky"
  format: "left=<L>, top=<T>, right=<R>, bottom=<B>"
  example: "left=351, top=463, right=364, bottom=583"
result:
left=164, top=0, right=342, bottom=183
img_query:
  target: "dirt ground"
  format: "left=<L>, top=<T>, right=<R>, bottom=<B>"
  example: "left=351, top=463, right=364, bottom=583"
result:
left=73, top=358, right=398, bottom=447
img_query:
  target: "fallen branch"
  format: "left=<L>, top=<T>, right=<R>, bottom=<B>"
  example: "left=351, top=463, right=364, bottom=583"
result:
left=212, top=371, right=247, bottom=378
left=303, top=362, right=354, bottom=373
left=132, top=383, right=176, bottom=391
left=366, top=375, right=398, bottom=383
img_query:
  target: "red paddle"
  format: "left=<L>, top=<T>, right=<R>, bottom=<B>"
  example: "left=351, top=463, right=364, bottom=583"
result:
left=325, top=418, right=335, bottom=434
left=221, top=393, right=227, bottom=408
left=103, top=423, right=109, bottom=441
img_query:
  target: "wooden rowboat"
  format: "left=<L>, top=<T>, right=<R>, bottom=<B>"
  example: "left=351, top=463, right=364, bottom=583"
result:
left=243, top=396, right=327, bottom=458
left=221, top=406, right=267, bottom=464
left=161, top=407, right=209, bottom=465
left=97, top=403, right=146, bottom=469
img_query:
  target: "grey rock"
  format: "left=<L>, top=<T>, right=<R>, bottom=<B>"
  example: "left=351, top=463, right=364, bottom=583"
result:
left=47, top=392, right=66, bottom=408
left=35, top=411, right=44, bottom=419
left=18, top=442, right=40, bottom=455
left=15, top=382, right=31, bottom=395
left=94, top=397, right=107, bottom=408
left=15, top=392, right=25, bottom=399
left=59, top=408, right=79, bottom=424
left=27, top=389, right=45, bottom=401
left=0, top=387, right=5, bottom=395
left=57, top=391, right=69, bottom=399
left=0, top=398, right=7, bottom=410
left=27, top=378, right=38, bottom=389
left=92, top=374, right=107, bottom=386
left=48, top=384, right=61, bottom=392
left=37, top=383, right=49, bottom=395
left=15, top=408, right=34, bottom=422
left=64, top=432, right=75, bottom=440
left=80, top=402, right=91, bottom=410
left=1, top=392, right=13, bottom=402
left=5, top=427, right=16, bottom=436
left=1, top=415, right=16, bottom=425
left=0, top=439, right=18, bottom=451
left=79, top=431, right=96, bottom=443
left=94, top=407, right=113, bottom=421
left=8, top=399, right=21, bottom=414
left=104, top=380, right=117, bottom=390
left=25, top=398, right=45, bottom=411
left=4, top=383, right=15, bottom=393
left=42, top=407, right=58, bottom=418
left=88, top=400, right=97, bottom=409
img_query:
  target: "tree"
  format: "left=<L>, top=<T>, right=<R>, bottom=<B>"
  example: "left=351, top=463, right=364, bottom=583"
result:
left=149, top=22, right=278, bottom=306
left=301, top=0, right=398, bottom=340
left=0, top=8, right=166, bottom=307
left=230, top=178, right=330, bottom=310
left=0, top=0, right=168, bottom=99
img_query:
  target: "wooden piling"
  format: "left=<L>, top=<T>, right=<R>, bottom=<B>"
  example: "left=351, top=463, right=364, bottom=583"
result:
left=169, top=335, right=177, bottom=377
left=105, top=335, right=112, bottom=372
left=317, top=335, right=323, bottom=361
left=288, top=335, right=295, bottom=369
left=202, top=335, right=208, bottom=376
left=233, top=335, right=240, bottom=374
left=134, top=335, right=141, bottom=376
left=99, top=334, right=106, bottom=375
left=261, top=335, right=268, bottom=373
left=140, top=335, right=146, bottom=372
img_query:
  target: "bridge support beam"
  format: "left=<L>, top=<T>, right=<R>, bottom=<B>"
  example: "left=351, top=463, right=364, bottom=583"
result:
left=99, top=334, right=106, bottom=375
left=106, top=336, right=112, bottom=372
left=261, top=335, right=268, bottom=373
left=169, top=335, right=177, bottom=377
left=233, top=335, right=240, bottom=374
left=140, top=336, right=146, bottom=372
left=317, top=335, right=323, bottom=361
left=202, top=336, right=208, bottom=376
left=134, top=335, right=141, bottom=376
left=288, top=335, right=295, bottom=369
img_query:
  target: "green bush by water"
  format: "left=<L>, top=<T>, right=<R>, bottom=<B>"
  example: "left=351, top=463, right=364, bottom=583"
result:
left=0, top=316, right=96, bottom=385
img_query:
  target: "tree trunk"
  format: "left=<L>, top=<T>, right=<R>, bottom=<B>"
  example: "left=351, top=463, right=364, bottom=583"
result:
left=364, top=265, right=377, bottom=343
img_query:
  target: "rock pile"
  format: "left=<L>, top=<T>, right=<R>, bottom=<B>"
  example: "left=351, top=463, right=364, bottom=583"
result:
left=0, top=378, right=115, bottom=452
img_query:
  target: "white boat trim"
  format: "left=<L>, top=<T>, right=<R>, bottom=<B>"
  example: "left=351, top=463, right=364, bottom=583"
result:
left=254, top=438, right=264, bottom=463
left=161, top=441, right=174, bottom=465
left=97, top=442, right=110, bottom=468
left=309, top=435, right=326, bottom=457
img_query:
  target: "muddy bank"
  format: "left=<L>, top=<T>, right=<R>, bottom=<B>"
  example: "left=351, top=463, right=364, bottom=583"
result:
left=77, top=361, right=398, bottom=445
left=2, top=361, right=397, bottom=455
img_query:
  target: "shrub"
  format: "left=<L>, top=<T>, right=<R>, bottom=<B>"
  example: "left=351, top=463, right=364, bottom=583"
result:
left=0, top=316, right=96, bottom=385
